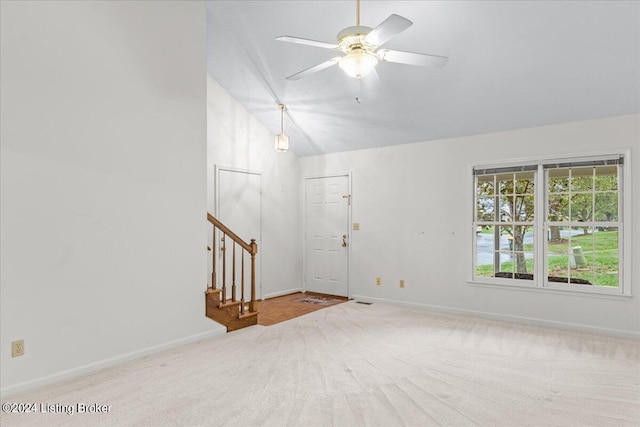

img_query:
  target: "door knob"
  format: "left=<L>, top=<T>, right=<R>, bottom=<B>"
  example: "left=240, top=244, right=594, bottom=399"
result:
left=342, top=234, right=348, bottom=247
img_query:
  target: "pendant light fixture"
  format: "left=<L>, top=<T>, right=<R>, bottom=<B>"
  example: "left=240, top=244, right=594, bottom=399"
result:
left=274, top=104, right=289, bottom=152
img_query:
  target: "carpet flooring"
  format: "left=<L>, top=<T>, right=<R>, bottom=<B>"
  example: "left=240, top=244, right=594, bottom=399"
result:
left=2, top=301, right=639, bottom=426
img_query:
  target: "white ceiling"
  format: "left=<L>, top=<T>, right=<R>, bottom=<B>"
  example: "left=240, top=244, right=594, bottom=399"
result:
left=207, top=1, right=640, bottom=157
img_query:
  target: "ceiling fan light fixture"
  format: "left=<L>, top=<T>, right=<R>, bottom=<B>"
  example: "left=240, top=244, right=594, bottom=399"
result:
left=274, top=104, right=289, bottom=152
left=337, top=26, right=373, bottom=50
left=338, top=49, right=378, bottom=78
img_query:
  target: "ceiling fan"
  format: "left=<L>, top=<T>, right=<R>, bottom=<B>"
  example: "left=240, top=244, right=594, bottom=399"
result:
left=276, top=0, right=448, bottom=80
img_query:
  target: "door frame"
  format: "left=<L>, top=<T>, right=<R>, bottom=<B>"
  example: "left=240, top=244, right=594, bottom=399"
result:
left=214, top=165, right=263, bottom=300
left=302, top=172, right=352, bottom=298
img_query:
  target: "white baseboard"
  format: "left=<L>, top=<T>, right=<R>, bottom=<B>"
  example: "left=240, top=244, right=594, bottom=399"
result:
left=263, top=288, right=302, bottom=300
left=0, top=329, right=226, bottom=398
left=351, top=294, right=640, bottom=340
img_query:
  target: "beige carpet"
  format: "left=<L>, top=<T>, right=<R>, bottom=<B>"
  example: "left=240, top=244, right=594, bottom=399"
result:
left=2, top=301, right=639, bottom=426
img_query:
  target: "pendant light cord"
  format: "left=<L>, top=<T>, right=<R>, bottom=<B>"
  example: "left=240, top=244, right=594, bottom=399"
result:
left=356, top=0, right=360, bottom=25
left=279, top=104, right=285, bottom=133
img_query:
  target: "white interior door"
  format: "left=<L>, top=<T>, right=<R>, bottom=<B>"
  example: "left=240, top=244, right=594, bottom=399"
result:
left=305, top=175, right=350, bottom=297
left=216, top=167, right=262, bottom=300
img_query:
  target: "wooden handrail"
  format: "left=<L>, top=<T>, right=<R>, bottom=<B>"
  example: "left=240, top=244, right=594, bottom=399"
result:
left=207, top=212, right=258, bottom=317
left=207, top=213, right=257, bottom=254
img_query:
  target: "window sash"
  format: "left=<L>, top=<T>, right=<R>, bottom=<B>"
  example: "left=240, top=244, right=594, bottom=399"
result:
left=543, top=164, right=622, bottom=289
left=473, top=171, right=538, bottom=285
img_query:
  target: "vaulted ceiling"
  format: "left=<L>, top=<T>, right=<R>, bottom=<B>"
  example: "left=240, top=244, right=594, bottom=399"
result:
left=207, top=1, right=640, bottom=157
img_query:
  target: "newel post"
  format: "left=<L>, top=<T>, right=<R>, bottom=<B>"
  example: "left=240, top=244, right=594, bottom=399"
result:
left=249, top=239, right=258, bottom=312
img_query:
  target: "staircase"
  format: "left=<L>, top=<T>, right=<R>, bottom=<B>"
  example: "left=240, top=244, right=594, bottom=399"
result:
left=206, top=213, right=259, bottom=332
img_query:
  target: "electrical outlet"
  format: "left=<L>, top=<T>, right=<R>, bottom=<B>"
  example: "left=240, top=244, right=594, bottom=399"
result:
left=400, top=280, right=405, bottom=288
left=353, top=222, right=360, bottom=231
left=376, top=277, right=381, bottom=286
left=12, top=340, right=24, bottom=357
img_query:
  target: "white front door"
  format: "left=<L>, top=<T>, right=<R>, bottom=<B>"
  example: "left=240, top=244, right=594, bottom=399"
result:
left=304, top=175, right=350, bottom=297
left=216, top=166, right=262, bottom=300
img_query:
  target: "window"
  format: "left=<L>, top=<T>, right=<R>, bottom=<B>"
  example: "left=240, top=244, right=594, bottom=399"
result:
left=475, top=168, right=536, bottom=281
left=473, top=155, right=628, bottom=296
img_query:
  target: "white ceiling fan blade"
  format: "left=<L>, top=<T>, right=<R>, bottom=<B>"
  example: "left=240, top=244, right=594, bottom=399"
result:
left=276, top=36, right=338, bottom=50
left=286, top=57, right=342, bottom=80
left=364, top=14, right=412, bottom=47
left=377, top=49, right=449, bottom=68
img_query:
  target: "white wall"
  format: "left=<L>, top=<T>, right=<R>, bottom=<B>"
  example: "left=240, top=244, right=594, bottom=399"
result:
left=207, top=76, right=302, bottom=298
left=300, top=115, right=640, bottom=337
left=0, top=1, right=219, bottom=395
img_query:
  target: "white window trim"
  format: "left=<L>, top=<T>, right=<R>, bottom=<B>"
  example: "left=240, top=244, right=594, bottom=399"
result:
left=469, top=149, right=632, bottom=298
